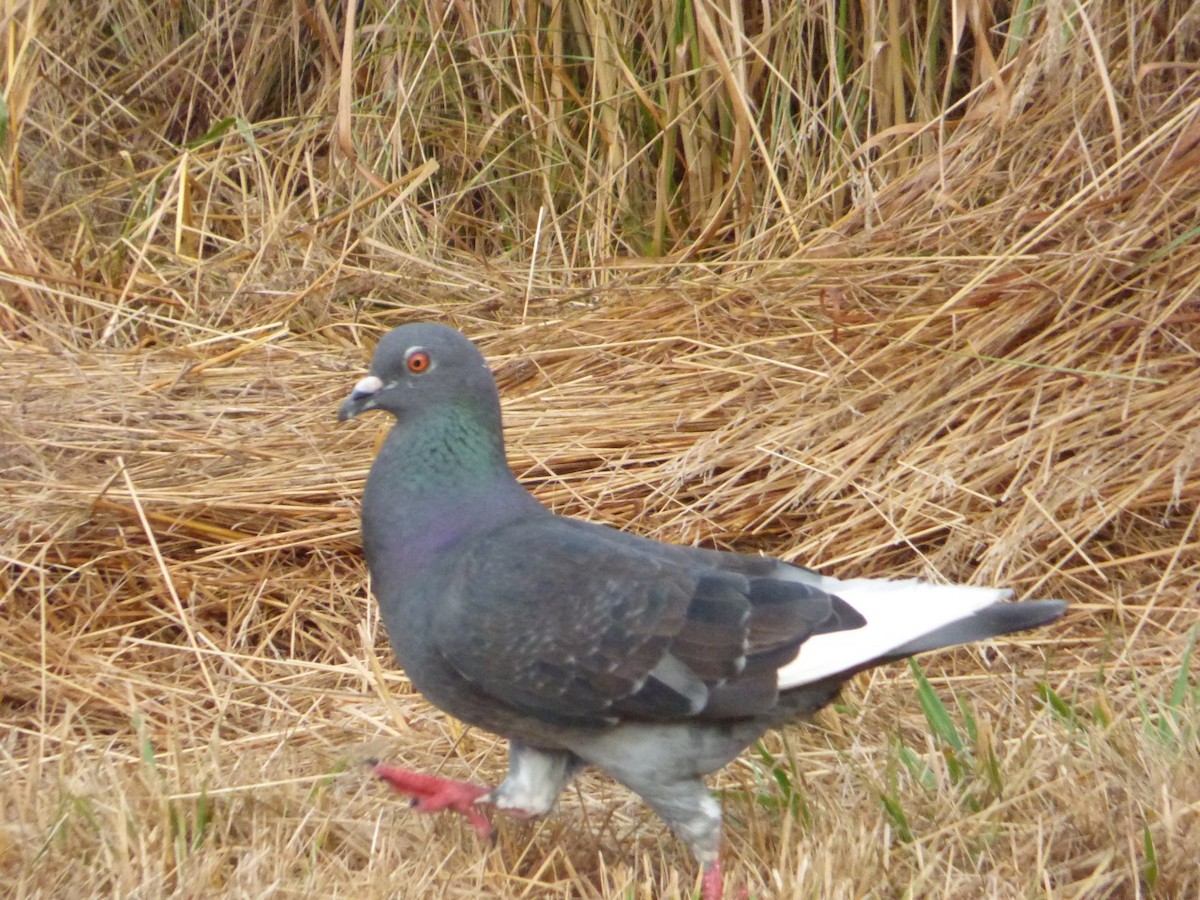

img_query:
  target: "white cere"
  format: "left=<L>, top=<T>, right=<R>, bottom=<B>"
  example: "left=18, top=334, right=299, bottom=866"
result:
left=352, top=375, right=383, bottom=396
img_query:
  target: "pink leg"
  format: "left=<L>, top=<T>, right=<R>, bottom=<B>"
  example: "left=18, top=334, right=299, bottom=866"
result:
left=370, top=760, right=492, bottom=839
left=701, top=862, right=724, bottom=900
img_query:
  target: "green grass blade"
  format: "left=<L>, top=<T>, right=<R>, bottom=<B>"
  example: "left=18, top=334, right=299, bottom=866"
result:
left=909, top=659, right=964, bottom=752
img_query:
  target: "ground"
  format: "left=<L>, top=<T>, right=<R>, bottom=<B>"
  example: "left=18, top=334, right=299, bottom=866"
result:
left=2, top=3, right=1199, bottom=897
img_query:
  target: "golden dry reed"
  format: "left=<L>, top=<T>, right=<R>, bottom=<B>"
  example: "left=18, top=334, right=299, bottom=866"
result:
left=2, top=2, right=1198, bottom=898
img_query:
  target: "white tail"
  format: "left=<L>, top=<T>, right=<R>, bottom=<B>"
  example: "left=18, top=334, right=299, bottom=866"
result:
left=777, top=576, right=1011, bottom=688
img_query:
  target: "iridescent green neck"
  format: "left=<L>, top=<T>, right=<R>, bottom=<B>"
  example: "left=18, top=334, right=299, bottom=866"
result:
left=361, top=398, right=534, bottom=586
left=374, top=398, right=511, bottom=495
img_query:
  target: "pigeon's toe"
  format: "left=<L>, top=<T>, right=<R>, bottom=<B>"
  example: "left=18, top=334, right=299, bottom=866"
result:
left=371, top=761, right=493, bottom=838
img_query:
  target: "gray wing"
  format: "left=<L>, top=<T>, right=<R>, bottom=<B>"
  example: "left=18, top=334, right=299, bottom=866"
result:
left=431, top=516, right=864, bottom=728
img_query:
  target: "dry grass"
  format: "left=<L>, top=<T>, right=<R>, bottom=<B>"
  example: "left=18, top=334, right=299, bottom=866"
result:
left=3, top=2, right=1199, bottom=898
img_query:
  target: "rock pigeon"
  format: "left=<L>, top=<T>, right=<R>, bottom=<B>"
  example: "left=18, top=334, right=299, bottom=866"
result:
left=338, top=322, right=1066, bottom=900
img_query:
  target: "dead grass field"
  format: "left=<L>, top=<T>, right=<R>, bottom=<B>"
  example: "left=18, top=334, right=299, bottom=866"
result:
left=3, top=2, right=1199, bottom=898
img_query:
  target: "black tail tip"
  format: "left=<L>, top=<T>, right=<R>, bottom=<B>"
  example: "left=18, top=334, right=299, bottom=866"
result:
left=1015, top=598, right=1069, bottom=627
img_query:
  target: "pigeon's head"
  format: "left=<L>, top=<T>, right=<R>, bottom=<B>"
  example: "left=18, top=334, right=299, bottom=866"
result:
left=338, top=323, right=499, bottom=423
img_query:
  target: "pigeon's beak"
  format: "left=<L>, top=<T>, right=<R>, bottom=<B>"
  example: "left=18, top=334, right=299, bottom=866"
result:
left=338, top=374, right=385, bottom=422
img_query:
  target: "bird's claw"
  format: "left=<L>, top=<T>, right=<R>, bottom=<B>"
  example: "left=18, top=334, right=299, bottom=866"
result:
left=369, top=760, right=493, bottom=839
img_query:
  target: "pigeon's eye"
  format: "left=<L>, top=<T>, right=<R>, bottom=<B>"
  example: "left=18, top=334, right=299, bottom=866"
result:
left=406, top=348, right=431, bottom=374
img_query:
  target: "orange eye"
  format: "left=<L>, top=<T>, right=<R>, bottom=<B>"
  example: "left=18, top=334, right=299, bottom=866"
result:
left=406, top=348, right=431, bottom=374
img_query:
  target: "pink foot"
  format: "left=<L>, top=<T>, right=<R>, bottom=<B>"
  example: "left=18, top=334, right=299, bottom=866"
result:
left=369, top=760, right=492, bottom=839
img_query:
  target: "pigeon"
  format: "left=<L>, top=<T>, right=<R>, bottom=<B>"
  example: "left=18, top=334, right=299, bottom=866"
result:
left=338, top=322, right=1066, bottom=900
